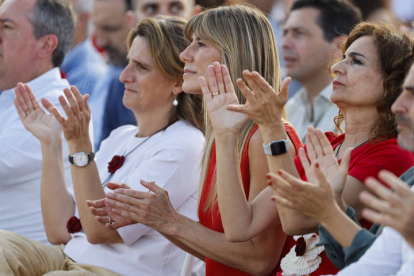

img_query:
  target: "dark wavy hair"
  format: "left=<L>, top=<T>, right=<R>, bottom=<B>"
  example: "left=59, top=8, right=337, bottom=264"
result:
left=334, top=22, right=414, bottom=140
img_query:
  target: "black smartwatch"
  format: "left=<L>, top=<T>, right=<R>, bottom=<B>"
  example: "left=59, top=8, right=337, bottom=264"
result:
left=69, top=152, right=95, bottom=167
left=263, top=139, right=289, bottom=156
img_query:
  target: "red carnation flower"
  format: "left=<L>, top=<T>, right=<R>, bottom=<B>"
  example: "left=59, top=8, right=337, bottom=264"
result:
left=295, top=237, right=307, bottom=257
left=66, top=216, right=82, bottom=233
left=108, top=155, right=125, bottom=174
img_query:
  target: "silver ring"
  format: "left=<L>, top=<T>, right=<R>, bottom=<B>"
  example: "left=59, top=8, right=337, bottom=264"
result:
left=107, top=216, right=114, bottom=224
left=212, top=93, right=219, bottom=96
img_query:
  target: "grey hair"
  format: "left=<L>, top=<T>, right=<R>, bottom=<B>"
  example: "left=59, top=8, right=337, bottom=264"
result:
left=28, top=0, right=76, bottom=67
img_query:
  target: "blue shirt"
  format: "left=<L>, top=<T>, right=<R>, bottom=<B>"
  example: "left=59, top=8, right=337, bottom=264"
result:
left=61, top=39, right=107, bottom=95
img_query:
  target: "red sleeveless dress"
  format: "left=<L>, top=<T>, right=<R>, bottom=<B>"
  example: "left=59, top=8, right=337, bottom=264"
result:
left=198, top=122, right=303, bottom=276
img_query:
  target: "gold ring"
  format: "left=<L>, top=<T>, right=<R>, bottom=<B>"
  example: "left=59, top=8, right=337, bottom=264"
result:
left=212, top=93, right=219, bottom=96
left=25, top=111, right=31, bottom=116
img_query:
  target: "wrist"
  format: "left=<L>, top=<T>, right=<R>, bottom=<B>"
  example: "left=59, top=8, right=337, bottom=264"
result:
left=215, top=132, right=238, bottom=142
left=41, top=138, right=63, bottom=156
left=334, top=193, right=347, bottom=212
left=163, top=212, right=183, bottom=237
left=214, top=128, right=240, bottom=137
left=259, top=122, right=287, bottom=144
left=68, top=139, right=93, bottom=154
left=319, top=201, right=342, bottom=224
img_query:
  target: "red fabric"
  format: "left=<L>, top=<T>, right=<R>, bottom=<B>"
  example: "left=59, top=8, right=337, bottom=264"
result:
left=198, top=121, right=303, bottom=276
left=279, top=132, right=414, bottom=276
left=60, top=69, right=67, bottom=80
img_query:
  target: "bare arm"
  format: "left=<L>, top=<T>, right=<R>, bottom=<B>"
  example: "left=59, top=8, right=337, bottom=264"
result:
left=270, top=128, right=368, bottom=235
left=203, top=65, right=294, bottom=241
left=105, top=182, right=286, bottom=276
left=14, top=83, right=74, bottom=244
left=269, top=159, right=363, bottom=247
left=16, top=84, right=122, bottom=244
left=40, top=139, right=75, bottom=244
left=54, top=87, right=122, bottom=244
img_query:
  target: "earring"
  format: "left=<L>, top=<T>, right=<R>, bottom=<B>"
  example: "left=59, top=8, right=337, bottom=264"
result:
left=173, top=98, right=178, bottom=106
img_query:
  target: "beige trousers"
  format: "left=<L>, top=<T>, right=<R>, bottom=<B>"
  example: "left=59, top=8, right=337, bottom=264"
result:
left=0, top=230, right=122, bottom=276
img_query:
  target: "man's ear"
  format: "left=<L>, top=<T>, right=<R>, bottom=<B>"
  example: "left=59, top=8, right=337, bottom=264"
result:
left=37, top=34, right=59, bottom=60
left=126, top=10, right=137, bottom=29
left=172, top=79, right=184, bottom=95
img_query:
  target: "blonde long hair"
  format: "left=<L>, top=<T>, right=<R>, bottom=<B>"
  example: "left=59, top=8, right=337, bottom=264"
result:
left=184, top=5, right=286, bottom=213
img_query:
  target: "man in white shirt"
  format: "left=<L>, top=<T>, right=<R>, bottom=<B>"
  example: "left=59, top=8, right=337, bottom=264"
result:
left=0, top=0, right=75, bottom=243
left=283, top=0, right=361, bottom=141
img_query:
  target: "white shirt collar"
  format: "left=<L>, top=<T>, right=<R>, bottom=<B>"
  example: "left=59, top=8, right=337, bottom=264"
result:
left=2, top=67, right=63, bottom=96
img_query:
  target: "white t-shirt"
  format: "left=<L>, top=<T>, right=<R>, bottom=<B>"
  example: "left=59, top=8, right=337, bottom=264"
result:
left=0, top=68, right=72, bottom=244
left=64, top=120, right=205, bottom=276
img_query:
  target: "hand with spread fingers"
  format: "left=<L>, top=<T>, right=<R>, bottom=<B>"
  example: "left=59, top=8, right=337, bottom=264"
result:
left=13, top=82, right=62, bottom=144
left=91, top=180, right=179, bottom=234
left=269, top=163, right=341, bottom=222
left=199, top=62, right=248, bottom=135
left=360, top=171, right=414, bottom=248
left=226, top=71, right=290, bottom=128
left=49, top=86, right=90, bottom=143
left=87, top=182, right=135, bottom=230
left=300, top=127, right=353, bottom=208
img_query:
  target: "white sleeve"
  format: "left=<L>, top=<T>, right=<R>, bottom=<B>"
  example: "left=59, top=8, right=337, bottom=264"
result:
left=329, top=227, right=403, bottom=276
left=116, top=131, right=204, bottom=246
left=0, top=120, right=44, bottom=186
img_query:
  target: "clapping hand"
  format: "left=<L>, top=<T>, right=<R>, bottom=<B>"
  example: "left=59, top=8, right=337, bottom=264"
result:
left=268, top=164, right=338, bottom=221
left=360, top=171, right=414, bottom=248
left=87, top=183, right=136, bottom=230
left=14, top=82, right=62, bottom=144
left=52, top=86, right=90, bottom=143
left=226, top=71, right=290, bottom=128
left=88, top=180, right=179, bottom=235
left=301, top=127, right=352, bottom=203
left=199, top=62, right=248, bottom=135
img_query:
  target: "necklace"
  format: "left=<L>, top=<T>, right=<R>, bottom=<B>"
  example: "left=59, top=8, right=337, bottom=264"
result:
left=335, top=136, right=376, bottom=158
left=101, top=127, right=165, bottom=188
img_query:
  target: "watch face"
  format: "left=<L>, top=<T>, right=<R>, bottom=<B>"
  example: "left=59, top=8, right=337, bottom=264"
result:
left=270, top=141, right=287, bottom=155
left=73, top=152, right=89, bottom=167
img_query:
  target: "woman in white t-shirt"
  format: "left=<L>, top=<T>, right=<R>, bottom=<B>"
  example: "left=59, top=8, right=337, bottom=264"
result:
left=3, top=17, right=204, bottom=276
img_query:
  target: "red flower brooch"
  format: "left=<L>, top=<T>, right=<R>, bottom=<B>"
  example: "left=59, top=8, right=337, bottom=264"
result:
left=295, top=236, right=307, bottom=256
left=66, top=216, right=82, bottom=233
left=108, top=155, right=125, bottom=174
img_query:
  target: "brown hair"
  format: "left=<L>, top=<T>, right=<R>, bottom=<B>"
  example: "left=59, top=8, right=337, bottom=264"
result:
left=334, top=22, right=414, bottom=140
left=127, top=16, right=204, bottom=131
left=184, top=4, right=286, bottom=213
